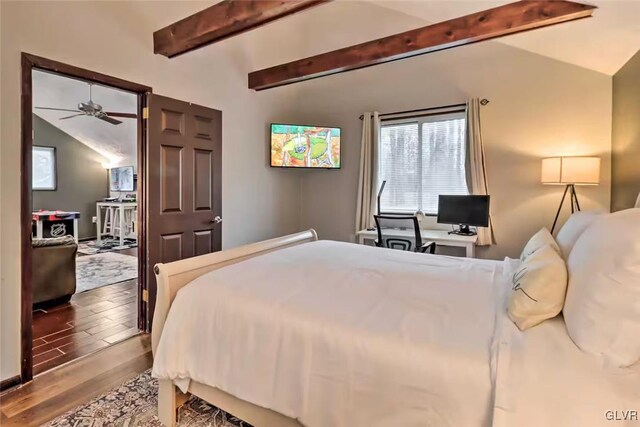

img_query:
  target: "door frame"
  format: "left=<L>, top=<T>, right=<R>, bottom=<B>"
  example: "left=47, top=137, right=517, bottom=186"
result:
left=20, top=53, right=152, bottom=383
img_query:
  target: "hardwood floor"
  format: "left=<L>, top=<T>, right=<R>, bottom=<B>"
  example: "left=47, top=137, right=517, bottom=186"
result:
left=32, top=277, right=139, bottom=375
left=0, top=334, right=152, bottom=427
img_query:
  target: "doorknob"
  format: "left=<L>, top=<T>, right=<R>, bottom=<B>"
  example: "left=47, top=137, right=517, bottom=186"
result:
left=211, top=216, right=222, bottom=224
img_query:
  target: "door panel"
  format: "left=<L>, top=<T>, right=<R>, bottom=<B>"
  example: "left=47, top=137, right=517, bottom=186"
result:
left=146, top=94, right=222, bottom=328
left=193, top=149, right=213, bottom=211
left=161, top=233, right=184, bottom=263
left=194, top=230, right=213, bottom=256
left=160, top=145, right=184, bottom=213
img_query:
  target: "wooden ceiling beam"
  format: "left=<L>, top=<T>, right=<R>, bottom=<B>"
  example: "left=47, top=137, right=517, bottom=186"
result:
left=248, top=1, right=596, bottom=91
left=154, top=0, right=331, bottom=58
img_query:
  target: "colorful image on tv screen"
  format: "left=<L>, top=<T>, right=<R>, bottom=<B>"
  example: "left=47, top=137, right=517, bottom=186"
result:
left=271, top=124, right=341, bottom=168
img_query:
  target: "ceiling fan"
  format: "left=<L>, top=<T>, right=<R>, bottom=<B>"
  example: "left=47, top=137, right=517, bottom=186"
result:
left=35, top=83, right=137, bottom=125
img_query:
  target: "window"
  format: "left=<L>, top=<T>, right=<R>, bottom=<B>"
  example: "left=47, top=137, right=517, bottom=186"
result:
left=378, top=112, right=468, bottom=215
left=32, top=146, right=57, bottom=190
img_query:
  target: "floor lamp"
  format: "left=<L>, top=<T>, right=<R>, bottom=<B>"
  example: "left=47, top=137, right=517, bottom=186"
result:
left=541, top=156, right=600, bottom=234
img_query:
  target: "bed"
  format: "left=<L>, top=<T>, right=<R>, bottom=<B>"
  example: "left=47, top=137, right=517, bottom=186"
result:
left=151, top=229, right=639, bottom=427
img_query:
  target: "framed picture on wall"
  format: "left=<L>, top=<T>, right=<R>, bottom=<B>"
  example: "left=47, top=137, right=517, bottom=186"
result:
left=32, top=146, right=57, bottom=190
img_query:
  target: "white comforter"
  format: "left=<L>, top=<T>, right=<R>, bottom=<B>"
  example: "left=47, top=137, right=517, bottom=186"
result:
left=153, top=241, right=509, bottom=426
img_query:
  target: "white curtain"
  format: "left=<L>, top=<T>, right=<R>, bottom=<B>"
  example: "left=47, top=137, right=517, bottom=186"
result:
left=355, top=112, right=380, bottom=232
left=466, top=99, right=495, bottom=246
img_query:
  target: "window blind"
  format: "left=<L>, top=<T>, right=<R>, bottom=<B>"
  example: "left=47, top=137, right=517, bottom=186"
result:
left=379, top=114, right=468, bottom=215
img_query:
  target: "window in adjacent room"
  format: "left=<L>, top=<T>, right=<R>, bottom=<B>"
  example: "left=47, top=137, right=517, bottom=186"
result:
left=378, top=112, right=468, bottom=215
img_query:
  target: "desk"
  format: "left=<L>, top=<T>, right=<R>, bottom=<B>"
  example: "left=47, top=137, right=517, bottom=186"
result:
left=356, top=228, right=478, bottom=258
left=96, top=201, right=137, bottom=248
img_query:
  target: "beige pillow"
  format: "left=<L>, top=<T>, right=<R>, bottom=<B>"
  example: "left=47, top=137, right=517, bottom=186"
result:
left=508, top=244, right=568, bottom=331
left=520, top=228, right=560, bottom=261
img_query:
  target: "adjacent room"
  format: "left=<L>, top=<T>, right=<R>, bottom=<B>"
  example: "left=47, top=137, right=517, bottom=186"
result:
left=30, top=70, right=141, bottom=375
left=1, top=1, right=639, bottom=426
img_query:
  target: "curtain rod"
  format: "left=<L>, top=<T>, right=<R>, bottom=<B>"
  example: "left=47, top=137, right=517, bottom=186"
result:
left=358, top=99, right=489, bottom=120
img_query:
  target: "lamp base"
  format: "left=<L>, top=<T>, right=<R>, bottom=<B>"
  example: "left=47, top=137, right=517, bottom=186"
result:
left=551, top=184, right=581, bottom=234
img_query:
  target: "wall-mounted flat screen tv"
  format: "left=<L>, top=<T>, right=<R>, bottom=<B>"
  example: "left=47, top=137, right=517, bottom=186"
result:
left=270, top=123, right=341, bottom=169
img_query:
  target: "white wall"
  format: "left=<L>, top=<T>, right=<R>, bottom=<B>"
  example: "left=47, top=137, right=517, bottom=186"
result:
left=285, top=4, right=612, bottom=260
left=0, top=0, right=304, bottom=380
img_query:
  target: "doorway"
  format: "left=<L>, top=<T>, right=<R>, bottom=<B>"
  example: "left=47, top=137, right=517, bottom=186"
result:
left=21, top=53, right=223, bottom=384
left=21, top=54, right=151, bottom=382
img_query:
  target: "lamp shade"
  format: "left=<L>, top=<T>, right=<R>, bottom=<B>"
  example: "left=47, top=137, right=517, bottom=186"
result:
left=541, top=156, right=600, bottom=185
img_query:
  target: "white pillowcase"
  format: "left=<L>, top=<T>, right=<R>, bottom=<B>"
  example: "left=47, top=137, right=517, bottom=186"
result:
left=555, top=210, right=604, bottom=259
left=520, top=228, right=560, bottom=261
left=508, top=244, right=568, bottom=331
left=563, top=208, right=640, bottom=367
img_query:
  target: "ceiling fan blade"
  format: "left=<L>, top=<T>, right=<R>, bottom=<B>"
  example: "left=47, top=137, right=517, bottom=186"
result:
left=97, top=115, right=122, bottom=125
left=59, top=114, right=85, bottom=120
left=104, top=112, right=137, bottom=119
left=35, top=107, right=81, bottom=113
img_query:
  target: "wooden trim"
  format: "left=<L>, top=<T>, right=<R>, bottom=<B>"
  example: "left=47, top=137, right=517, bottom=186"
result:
left=0, top=375, right=21, bottom=392
left=138, top=93, right=149, bottom=332
left=23, top=53, right=150, bottom=93
left=21, top=53, right=35, bottom=384
left=153, top=0, right=331, bottom=58
left=248, top=0, right=596, bottom=90
left=20, top=53, right=152, bottom=384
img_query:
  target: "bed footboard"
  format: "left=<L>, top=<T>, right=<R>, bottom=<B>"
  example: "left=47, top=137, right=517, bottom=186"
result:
left=153, top=230, right=316, bottom=427
left=151, top=229, right=317, bottom=356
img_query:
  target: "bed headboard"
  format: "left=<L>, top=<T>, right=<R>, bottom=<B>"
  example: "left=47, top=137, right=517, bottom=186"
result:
left=151, top=229, right=318, bottom=355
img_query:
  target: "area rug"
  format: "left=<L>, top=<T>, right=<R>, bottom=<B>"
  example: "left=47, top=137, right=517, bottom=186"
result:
left=78, top=237, right=137, bottom=255
left=76, top=252, right=138, bottom=293
left=41, top=370, right=252, bottom=427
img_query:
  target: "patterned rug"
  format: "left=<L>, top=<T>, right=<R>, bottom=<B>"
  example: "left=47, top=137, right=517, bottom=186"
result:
left=78, top=238, right=137, bottom=255
left=76, top=252, right=138, bottom=293
left=41, top=370, right=253, bottom=427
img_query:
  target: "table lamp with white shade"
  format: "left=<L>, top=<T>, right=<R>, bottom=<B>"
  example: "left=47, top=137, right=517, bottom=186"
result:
left=541, top=156, right=600, bottom=233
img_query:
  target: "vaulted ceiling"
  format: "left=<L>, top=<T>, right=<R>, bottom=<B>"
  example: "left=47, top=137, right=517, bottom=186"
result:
left=32, top=70, right=138, bottom=168
left=368, top=0, right=640, bottom=76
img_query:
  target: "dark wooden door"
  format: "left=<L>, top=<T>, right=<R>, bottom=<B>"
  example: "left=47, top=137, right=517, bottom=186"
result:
left=145, top=94, right=222, bottom=328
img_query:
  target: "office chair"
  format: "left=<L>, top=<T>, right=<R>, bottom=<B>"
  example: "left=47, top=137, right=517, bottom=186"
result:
left=373, top=214, right=436, bottom=254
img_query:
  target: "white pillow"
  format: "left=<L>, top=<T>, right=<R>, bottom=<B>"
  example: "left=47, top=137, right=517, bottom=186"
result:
left=520, top=228, right=560, bottom=261
left=555, top=210, right=604, bottom=259
left=563, top=208, right=640, bottom=367
left=508, top=244, right=568, bottom=331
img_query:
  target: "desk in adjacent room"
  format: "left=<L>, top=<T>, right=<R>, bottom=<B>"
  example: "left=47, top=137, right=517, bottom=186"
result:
left=356, top=228, right=478, bottom=258
left=96, top=201, right=138, bottom=248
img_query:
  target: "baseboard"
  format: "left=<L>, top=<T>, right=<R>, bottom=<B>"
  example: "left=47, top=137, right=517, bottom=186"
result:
left=0, top=375, right=21, bottom=392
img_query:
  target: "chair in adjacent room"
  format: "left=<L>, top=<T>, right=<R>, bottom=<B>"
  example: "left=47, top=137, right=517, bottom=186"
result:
left=373, top=214, right=436, bottom=254
left=32, top=235, right=78, bottom=306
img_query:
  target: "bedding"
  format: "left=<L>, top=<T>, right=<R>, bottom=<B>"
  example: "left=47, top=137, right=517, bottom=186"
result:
left=555, top=210, right=603, bottom=259
left=563, top=208, right=640, bottom=367
left=494, top=316, right=640, bottom=427
left=507, top=244, right=568, bottom=331
left=520, top=227, right=560, bottom=261
left=153, top=239, right=639, bottom=426
left=153, top=240, right=510, bottom=427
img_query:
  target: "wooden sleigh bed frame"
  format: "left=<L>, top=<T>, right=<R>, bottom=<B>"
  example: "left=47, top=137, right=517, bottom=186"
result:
left=151, top=230, right=318, bottom=427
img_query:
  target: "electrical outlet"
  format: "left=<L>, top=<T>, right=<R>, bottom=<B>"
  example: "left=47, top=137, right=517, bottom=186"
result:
left=92, top=216, right=97, bottom=223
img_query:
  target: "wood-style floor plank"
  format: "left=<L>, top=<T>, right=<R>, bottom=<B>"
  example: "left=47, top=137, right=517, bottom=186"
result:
left=31, top=279, right=139, bottom=374
left=0, top=334, right=152, bottom=427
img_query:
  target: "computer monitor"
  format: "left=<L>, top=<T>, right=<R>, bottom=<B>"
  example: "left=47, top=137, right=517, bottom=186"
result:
left=109, top=166, right=135, bottom=192
left=437, top=195, right=490, bottom=236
